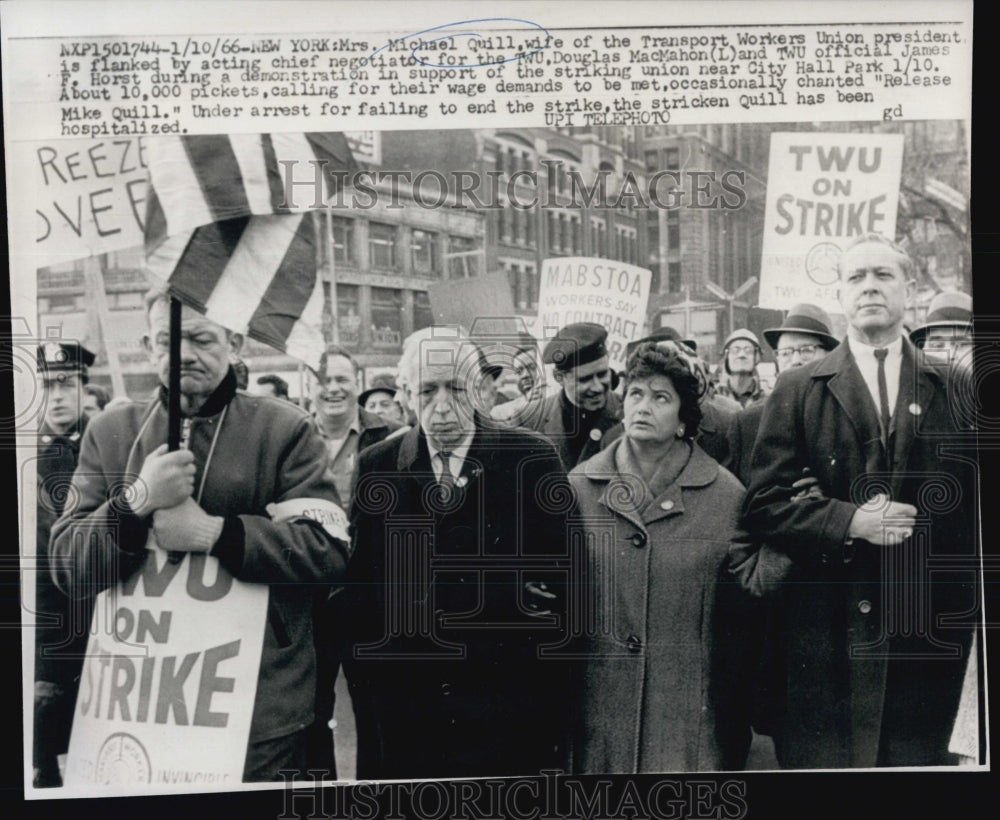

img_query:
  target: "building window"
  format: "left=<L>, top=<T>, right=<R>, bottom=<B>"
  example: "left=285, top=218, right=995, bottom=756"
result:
left=526, top=210, right=536, bottom=247
left=524, top=264, right=538, bottom=310
left=332, top=217, right=355, bottom=265
left=665, top=148, right=680, bottom=170
left=666, top=210, right=680, bottom=251
left=569, top=214, right=582, bottom=253
left=591, top=217, right=607, bottom=257
left=368, top=222, right=397, bottom=270
left=668, top=261, right=681, bottom=293
left=507, top=264, right=521, bottom=309
left=371, top=287, right=403, bottom=348
left=414, top=290, right=434, bottom=331
left=335, top=283, right=361, bottom=348
left=449, top=235, right=481, bottom=278
left=411, top=229, right=438, bottom=276
left=645, top=150, right=659, bottom=172
left=110, top=291, right=144, bottom=310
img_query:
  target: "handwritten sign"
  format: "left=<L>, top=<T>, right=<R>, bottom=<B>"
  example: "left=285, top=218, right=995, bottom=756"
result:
left=64, top=544, right=268, bottom=787
left=758, top=132, right=904, bottom=313
left=537, top=257, right=652, bottom=371
left=35, top=137, right=148, bottom=268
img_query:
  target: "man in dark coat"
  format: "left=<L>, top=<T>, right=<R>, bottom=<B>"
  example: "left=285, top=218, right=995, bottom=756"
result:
left=33, top=342, right=96, bottom=787
left=510, top=322, right=622, bottom=470
left=50, top=293, right=350, bottom=782
left=724, top=304, right=840, bottom=486
left=740, top=234, right=979, bottom=768
left=340, top=329, right=576, bottom=779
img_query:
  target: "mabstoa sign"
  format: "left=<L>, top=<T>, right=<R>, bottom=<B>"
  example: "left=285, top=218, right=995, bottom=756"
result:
left=64, top=542, right=267, bottom=787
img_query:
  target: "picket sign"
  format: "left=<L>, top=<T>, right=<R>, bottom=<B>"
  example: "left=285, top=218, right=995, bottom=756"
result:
left=64, top=532, right=268, bottom=787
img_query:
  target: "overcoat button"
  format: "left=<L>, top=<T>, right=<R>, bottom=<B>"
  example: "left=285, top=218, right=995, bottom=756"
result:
left=626, top=635, right=642, bottom=651
left=441, top=682, right=452, bottom=696
left=858, top=600, right=872, bottom=615
left=630, top=533, right=646, bottom=548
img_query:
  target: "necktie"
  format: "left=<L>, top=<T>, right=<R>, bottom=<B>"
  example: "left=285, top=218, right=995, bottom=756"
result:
left=874, top=348, right=891, bottom=453
left=437, top=451, right=455, bottom=497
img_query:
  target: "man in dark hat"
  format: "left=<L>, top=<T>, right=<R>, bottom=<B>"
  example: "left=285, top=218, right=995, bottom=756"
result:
left=255, top=373, right=290, bottom=400
left=33, top=342, right=96, bottom=787
left=359, top=373, right=407, bottom=426
left=511, top=322, right=622, bottom=470
left=725, top=304, right=840, bottom=485
left=909, top=291, right=973, bottom=367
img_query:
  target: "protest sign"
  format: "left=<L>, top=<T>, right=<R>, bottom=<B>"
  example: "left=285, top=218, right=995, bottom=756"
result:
left=427, top=270, right=515, bottom=328
left=538, top=257, right=651, bottom=371
left=35, top=138, right=149, bottom=268
left=64, top=545, right=267, bottom=787
left=758, top=132, right=904, bottom=313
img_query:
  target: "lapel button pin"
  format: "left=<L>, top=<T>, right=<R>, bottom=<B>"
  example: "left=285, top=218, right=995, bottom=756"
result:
left=456, top=476, right=468, bottom=488
left=660, top=499, right=674, bottom=511
left=589, top=429, right=602, bottom=441
left=908, top=403, right=922, bottom=415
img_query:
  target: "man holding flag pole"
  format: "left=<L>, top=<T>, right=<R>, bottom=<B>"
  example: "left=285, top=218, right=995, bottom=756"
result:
left=47, top=133, right=357, bottom=784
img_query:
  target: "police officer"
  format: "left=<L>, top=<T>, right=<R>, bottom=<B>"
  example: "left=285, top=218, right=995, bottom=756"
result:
left=34, top=342, right=96, bottom=787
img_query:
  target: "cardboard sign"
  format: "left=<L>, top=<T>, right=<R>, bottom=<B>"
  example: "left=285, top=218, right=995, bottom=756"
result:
left=758, top=132, right=904, bottom=313
left=427, top=270, right=515, bottom=329
left=35, top=138, right=149, bottom=268
left=537, top=257, right=652, bottom=371
left=64, top=544, right=268, bottom=788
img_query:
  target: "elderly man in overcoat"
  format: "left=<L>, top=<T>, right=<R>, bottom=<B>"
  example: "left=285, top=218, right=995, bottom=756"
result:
left=740, top=234, right=979, bottom=768
left=340, top=328, right=576, bottom=779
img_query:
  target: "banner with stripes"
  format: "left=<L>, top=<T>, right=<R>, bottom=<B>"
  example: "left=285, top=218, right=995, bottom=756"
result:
left=143, top=133, right=356, bottom=370
left=145, top=132, right=356, bottom=249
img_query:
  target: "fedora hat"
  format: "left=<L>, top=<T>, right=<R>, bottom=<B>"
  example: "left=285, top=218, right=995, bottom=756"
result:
left=763, top=304, right=839, bottom=352
left=909, top=291, right=972, bottom=347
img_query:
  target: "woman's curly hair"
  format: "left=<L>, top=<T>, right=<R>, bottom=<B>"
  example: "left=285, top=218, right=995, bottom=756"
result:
left=624, top=341, right=703, bottom=440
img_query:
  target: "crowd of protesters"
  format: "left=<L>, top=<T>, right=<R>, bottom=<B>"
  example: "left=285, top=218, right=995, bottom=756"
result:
left=34, top=233, right=980, bottom=786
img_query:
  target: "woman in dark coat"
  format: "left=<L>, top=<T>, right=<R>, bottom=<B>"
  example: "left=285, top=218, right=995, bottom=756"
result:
left=569, top=341, right=757, bottom=773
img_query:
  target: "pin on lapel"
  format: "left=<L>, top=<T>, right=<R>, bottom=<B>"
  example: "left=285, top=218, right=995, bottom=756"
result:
left=908, top=403, right=922, bottom=416
left=589, top=428, right=602, bottom=441
left=456, top=475, right=469, bottom=488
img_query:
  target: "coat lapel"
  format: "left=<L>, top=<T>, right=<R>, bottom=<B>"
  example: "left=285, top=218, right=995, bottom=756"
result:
left=583, top=440, right=647, bottom=533
left=814, top=342, right=887, bottom=472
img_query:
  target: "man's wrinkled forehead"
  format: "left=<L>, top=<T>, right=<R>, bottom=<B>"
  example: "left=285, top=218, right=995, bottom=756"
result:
left=148, top=299, right=229, bottom=337
left=839, top=241, right=908, bottom=278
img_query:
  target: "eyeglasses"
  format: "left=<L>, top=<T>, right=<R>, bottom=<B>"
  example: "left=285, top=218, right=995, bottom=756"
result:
left=728, top=343, right=757, bottom=356
left=776, top=344, right=821, bottom=362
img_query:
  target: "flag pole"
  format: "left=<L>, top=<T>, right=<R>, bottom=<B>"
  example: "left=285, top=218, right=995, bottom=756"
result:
left=167, top=296, right=182, bottom=451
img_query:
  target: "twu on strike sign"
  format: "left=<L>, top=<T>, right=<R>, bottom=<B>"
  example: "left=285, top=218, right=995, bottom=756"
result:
left=64, top=543, right=267, bottom=788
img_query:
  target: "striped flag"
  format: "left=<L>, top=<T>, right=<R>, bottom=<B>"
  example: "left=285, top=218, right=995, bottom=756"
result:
left=144, top=133, right=356, bottom=369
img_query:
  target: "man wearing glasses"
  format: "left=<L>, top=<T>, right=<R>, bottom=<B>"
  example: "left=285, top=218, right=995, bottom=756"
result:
left=724, top=304, right=839, bottom=486
left=715, top=329, right=767, bottom=409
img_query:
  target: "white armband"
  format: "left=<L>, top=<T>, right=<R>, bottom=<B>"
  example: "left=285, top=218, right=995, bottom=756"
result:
left=266, top=498, right=349, bottom=543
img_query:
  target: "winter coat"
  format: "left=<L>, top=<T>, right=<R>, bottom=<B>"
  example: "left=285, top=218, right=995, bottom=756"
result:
left=569, top=439, right=757, bottom=773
